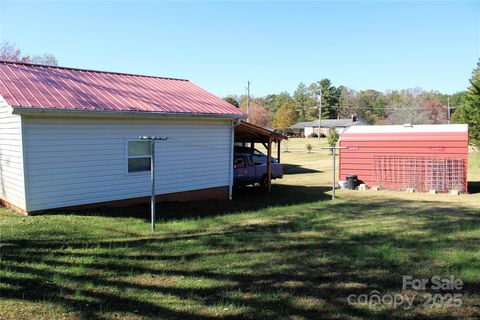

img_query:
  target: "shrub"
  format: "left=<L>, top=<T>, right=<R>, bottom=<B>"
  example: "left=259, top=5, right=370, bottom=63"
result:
left=310, top=132, right=326, bottom=138
left=306, top=143, right=313, bottom=153
left=327, top=127, right=339, bottom=147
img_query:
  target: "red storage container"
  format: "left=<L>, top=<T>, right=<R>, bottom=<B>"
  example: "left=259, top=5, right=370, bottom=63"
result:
left=339, top=124, right=469, bottom=192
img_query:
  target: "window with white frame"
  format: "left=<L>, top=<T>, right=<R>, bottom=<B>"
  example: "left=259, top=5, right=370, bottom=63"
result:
left=127, top=140, right=152, bottom=173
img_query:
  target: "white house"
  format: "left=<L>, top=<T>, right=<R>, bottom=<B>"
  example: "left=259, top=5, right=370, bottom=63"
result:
left=290, top=115, right=369, bottom=137
left=0, top=61, right=246, bottom=214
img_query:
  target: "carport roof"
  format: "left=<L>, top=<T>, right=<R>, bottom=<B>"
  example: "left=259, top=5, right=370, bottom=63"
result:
left=235, top=121, right=287, bottom=143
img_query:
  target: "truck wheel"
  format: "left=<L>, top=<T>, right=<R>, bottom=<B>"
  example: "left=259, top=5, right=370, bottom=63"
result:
left=260, top=175, right=269, bottom=190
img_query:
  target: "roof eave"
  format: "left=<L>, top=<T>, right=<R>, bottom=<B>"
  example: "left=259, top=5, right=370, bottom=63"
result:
left=235, top=120, right=288, bottom=142
left=11, top=106, right=247, bottom=120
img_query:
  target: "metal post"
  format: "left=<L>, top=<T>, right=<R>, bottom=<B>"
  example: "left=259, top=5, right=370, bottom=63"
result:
left=332, top=149, right=336, bottom=199
left=151, top=140, right=156, bottom=232
left=229, top=120, right=235, bottom=200
left=322, top=146, right=347, bottom=200
left=139, top=136, right=167, bottom=232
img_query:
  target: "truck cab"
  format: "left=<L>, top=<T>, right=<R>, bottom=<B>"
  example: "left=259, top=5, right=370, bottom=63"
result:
left=233, top=153, right=283, bottom=188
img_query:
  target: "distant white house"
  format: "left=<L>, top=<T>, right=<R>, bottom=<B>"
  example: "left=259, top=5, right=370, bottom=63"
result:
left=290, top=115, right=369, bottom=136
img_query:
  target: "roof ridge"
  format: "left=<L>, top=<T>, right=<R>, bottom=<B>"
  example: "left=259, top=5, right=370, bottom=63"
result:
left=0, top=60, right=189, bottom=82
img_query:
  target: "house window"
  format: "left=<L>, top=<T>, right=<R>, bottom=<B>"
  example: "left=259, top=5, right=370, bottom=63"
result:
left=127, top=140, right=151, bottom=173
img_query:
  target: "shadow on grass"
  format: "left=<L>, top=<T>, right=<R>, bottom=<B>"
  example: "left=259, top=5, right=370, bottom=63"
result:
left=42, top=184, right=332, bottom=222
left=282, top=163, right=323, bottom=174
left=1, top=197, right=479, bottom=319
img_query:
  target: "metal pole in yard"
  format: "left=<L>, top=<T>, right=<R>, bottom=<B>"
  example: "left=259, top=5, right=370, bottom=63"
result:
left=151, top=140, right=156, bottom=231
left=322, top=146, right=347, bottom=200
left=332, top=149, right=336, bottom=199
left=139, top=136, right=168, bottom=232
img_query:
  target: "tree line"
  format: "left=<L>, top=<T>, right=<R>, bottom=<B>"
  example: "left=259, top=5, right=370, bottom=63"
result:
left=223, top=61, right=480, bottom=148
left=224, top=81, right=466, bottom=130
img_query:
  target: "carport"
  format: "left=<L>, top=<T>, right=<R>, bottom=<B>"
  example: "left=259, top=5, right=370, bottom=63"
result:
left=234, top=121, right=288, bottom=191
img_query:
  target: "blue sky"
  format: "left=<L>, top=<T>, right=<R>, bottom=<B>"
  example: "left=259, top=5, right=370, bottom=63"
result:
left=0, top=1, right=479, bottom=97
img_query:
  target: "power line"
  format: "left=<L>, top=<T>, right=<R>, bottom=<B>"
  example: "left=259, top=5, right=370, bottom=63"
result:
left=326, top=106, right=452, bottom=110
left=165, top=137, right=229, bottom=151
left=302, top=104, right=451, bottom=111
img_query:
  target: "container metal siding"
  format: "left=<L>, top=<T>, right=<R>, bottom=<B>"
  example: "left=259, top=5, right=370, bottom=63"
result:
left=339, top=130, right=469, bottom=190
left=0, top=61, right=245, bottom=117
left=23, top=117, right=232, bottom=211
left=341, top=147, right=467, bottom=154
left=340, top=132, right=467, bottom=141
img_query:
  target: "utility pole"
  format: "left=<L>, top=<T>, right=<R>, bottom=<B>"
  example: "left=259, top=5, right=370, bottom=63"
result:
left=246, top=81, right=251, bottom=122
left=139, top=136, right=168, bottom=232
left=318, top=90, right=322, bottom=142
left=447, top=96, right=451, bottom=124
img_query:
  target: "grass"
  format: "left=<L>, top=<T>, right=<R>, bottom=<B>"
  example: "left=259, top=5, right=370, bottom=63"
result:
left=0, top=138, right=479, bottom=319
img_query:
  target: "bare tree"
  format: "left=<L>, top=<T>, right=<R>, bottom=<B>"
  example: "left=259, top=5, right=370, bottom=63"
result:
left=385, top=88, right=430, bottom=124
left=0, top=41, right=25, bottom=62
left=29, top=54, right=58, bottom=66
left=249, top=101, right=272, bottom=128
left=338, top=87, right=357, bottom=118
left=0, top=40, right=58, bottom=66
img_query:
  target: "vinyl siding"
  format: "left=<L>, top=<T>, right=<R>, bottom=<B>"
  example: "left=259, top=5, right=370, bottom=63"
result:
left=0, top=97, right=26, bottom=210
left=23, top=116, right=232, bottom=211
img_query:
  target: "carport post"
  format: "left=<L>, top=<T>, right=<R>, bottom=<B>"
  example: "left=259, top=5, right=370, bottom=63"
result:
left=139, top=136, right=168, bottom=232
left=277, top=141, right=281, bottom=163
left=267, top=137, right=272, bottom=192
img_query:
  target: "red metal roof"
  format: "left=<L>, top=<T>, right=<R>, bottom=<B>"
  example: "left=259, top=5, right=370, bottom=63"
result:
left=0, top=61, right=245, bottom=117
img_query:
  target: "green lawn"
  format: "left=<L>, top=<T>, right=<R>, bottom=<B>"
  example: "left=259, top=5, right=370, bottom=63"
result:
left=1, top=138, right=479, bottom=319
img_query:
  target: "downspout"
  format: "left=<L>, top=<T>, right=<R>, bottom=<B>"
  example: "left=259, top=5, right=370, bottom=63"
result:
left=229, top=119, right=241, bottom=200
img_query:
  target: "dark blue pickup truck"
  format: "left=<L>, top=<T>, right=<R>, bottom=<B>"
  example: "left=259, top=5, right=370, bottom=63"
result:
left=233, top=153, right=283, bottom=188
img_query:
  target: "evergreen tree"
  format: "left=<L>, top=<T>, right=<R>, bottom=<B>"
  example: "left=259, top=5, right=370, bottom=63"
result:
left=458, top=59, right=480, bottom=147
left=223, top=96, right=239, bottom=108
left=293, top=83, right=310, bottom=121
left=317, top=79, right=340, bottom=119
